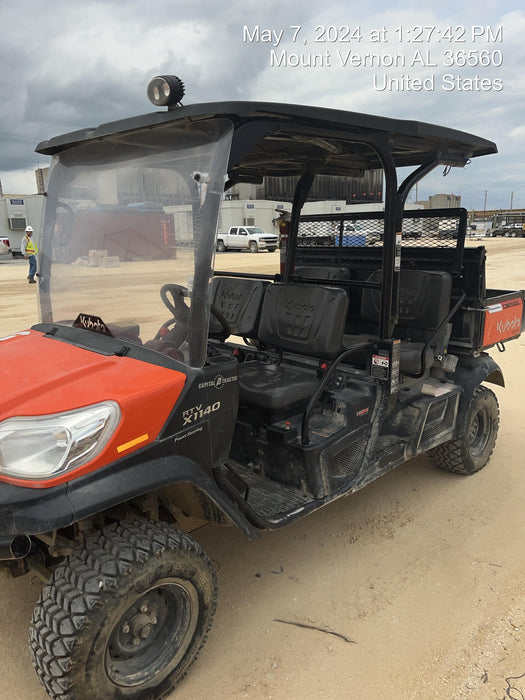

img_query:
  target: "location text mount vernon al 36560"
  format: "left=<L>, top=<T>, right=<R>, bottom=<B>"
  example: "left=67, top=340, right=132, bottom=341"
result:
left=242, top=24, right=504, bottom=93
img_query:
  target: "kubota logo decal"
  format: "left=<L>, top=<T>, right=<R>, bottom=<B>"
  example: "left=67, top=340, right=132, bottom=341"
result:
left=496, top=317, right=521, bottom=334
left=483, top=298, right=523, bottom=346
left=284, top=299, right=314, bottom=314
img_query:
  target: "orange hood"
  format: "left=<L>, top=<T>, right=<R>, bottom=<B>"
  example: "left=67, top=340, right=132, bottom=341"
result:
left=0, top=329, right=187, bottom=486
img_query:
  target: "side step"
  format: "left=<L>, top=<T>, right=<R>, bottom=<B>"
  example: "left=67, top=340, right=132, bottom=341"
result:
left=215, top=462, right=321, bottom=528
left=374, top=435, right=407, bottom=469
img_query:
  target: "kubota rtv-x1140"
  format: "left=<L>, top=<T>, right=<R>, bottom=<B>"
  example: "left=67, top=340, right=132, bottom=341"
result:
left=0, top=75, right=523, bottom=699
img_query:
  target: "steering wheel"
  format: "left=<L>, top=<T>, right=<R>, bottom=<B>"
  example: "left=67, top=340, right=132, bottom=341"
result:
left=159, top=283, right=231, bottom=346
left=208, top=305, right=231, bottom=341
left=157, top=284, right=190, bottom=348
left=160, top=283, right=189, bottom=318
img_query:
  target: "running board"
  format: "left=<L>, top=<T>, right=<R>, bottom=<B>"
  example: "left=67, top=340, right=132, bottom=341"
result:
left=215, top=461, right=322, bottom=529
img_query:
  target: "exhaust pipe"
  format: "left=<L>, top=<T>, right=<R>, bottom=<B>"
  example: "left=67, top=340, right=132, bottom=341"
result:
left=0, top=535, right=32, bottom=560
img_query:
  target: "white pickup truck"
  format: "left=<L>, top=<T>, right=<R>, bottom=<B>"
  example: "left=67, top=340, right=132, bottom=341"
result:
left=216, top=226, right=278, bottom=253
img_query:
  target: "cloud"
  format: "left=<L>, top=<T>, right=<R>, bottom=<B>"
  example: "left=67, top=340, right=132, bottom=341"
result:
left=0, top=0, right=523, bottom=209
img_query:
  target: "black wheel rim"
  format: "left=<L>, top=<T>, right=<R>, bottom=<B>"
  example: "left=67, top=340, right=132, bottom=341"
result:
left=105, top=577, right=199, bottom=688
left=468, top=406, right=491, bottom=459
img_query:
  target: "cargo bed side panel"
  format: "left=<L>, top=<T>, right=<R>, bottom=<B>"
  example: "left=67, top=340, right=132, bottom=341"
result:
left=480, top=291, right=525, bottom=349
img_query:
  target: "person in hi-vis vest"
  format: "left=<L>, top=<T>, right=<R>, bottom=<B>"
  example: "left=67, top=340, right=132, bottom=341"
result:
left=21, top=225, right=38, bottom=283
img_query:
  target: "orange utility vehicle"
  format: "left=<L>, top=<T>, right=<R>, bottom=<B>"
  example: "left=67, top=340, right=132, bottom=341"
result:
left=0, top=75, right=523, bottom=700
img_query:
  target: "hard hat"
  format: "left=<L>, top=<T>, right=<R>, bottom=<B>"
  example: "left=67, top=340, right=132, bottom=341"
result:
left=25, top=225, right=34, bottom=232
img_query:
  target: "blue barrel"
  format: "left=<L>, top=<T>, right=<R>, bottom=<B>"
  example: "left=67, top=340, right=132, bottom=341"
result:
left=342, top=234, right=366, bottom=246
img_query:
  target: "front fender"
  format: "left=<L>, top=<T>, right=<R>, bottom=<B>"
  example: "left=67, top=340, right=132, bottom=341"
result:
left=0, top=452, right=259, bottom=540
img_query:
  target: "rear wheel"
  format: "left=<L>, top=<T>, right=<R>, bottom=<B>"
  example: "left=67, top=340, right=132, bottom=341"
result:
left=428, top=386, right=499, bottom=475
left=30, top=519, right=217, bottom=700
left=216, top=239, right=226, bottom=252
left=267, top=247, right=276, bottom=253
left=248, top=241, right=258, bottom=253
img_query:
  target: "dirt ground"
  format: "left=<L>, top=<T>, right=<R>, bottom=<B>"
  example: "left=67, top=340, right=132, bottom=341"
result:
left=1, top=237, right=524, bottom=700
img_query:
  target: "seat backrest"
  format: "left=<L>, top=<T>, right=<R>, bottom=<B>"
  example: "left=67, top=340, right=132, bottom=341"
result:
left=295, top=266, right=350, bottom=281
left=258, top=283, right=348, bottom=359
left=211, top=277, right=268, bottom=338
left=361, top=269, right=453, bottom=337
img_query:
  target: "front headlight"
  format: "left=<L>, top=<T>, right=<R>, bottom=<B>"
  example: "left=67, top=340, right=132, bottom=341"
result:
left=0, top=402, right=121, bottom=479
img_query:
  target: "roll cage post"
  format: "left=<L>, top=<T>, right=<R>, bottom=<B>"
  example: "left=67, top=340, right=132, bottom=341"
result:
left=361, top=143, right=439, bottom=340
left=376, top=137, right=400, bottom=339
left=397, top=158, right=440, bottom=204
left=283, top=172, right=316, bottom=282
left=281, top=136, right=427, bottom=340
left=282, top=140, right=442, bottom=342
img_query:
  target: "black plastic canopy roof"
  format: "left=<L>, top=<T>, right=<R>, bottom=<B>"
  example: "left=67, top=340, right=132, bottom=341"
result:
left=36, top=99, right=498, bottom=343
left=36, top=101, right=497, bottom=182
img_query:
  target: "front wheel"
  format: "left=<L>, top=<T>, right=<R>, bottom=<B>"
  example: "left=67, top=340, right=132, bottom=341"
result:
left=267, top=247, right=276, bottom=253
left=30, top=519, right=217, bottom=700
left=428, top=386, right=499, bottom=475
left=248, top=241, right=258, bottom=253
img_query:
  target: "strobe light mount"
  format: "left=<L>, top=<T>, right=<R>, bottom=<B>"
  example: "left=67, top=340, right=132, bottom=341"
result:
left=147, top=75, right=185, bottom=110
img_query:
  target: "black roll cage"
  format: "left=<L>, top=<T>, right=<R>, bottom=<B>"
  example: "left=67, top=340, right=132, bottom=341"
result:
left=36, top=100, right=497, bottom=349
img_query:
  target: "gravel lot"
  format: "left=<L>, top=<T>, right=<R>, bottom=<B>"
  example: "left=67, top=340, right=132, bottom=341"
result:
left=1, top=238, right=524, bottom=700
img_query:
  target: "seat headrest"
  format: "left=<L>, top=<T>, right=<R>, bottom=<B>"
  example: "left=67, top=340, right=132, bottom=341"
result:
left=362, top=270, right=452, bottom=329
left=211, top=277, right=268, bottom=338
left=258, top=283, right=348, bottom=358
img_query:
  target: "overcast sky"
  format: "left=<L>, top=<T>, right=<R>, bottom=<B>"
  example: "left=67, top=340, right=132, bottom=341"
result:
left=1, top=0, right=523, bottom=210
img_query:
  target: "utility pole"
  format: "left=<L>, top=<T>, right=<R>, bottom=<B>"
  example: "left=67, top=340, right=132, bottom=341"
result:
left=510, top=191, right=514, bottom=210
left=483, top=190, right=487, bottom=220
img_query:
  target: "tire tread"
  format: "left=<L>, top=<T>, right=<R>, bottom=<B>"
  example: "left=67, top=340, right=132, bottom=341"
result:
left=29, top=519, right=217, bottom=700
left=428, top=386, right=499, bottom=475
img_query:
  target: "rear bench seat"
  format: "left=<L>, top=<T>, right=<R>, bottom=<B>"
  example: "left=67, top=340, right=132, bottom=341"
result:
left=343, top=269, right=453, bottom=376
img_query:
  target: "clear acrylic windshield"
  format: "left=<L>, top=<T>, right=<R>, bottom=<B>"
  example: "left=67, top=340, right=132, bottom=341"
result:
left=38, top=118, right=233, bottom=367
